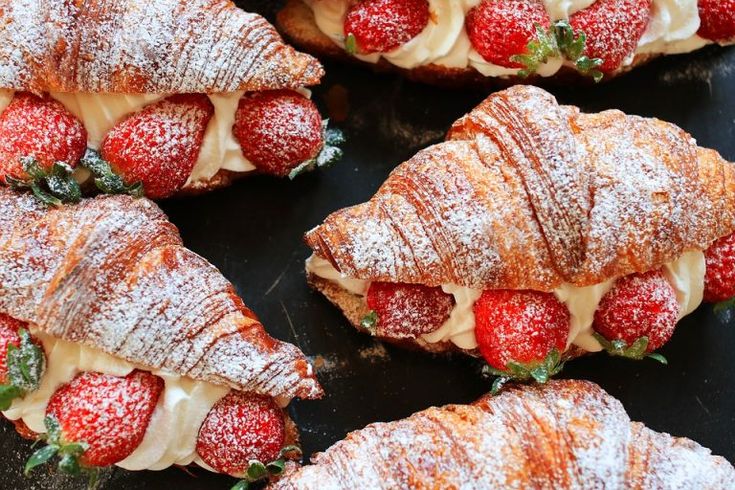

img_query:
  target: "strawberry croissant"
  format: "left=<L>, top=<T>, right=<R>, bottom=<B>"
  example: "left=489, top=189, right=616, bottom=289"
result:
left=271, top=380, right=735, bottom=489
left=0, top=0, right=343, bottom=204
left=305, top=85, right=735, bottom=388
left=0, top=189, right=322, bottom=483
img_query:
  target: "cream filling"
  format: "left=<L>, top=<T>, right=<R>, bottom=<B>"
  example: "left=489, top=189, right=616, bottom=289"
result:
left=306, top=0, right=720, bottom=78
left=306, top=250, right=706, bottom=352
left=1, top=327, right=245, bottom=473
left=0, top=88, right=311, bottom=187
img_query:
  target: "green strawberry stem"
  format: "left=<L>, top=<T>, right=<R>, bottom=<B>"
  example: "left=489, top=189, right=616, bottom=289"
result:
left=713, top=296, right=735, bottom=313
left=230, top=445, right=302, bottom=490
left=25, top=415, right=99, bottom=489
left=483, top=349, right=565, bottom=395
left=344, top=33, right=358, bottom=56
left=79, top=148, right=144, bottom=197
left=0, top=328, right=45, bottom=410
left=359, top=310, right=378, bottom=335
left=512, top=21, right=603, bottom=82
left=288, top=120, right=346, bottom=179
left=6, top=157, right=82, bottom=207
left=592, top=333, right=668, bottom=364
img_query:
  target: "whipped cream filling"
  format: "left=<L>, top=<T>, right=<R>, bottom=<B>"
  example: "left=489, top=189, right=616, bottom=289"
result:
left=1, top=327, right=237, bottom=472
left=306, top=0, right=720, bottom=78
left=306, top=249, right=706, bottom=352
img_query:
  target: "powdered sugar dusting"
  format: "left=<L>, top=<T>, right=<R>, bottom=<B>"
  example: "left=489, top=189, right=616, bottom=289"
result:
left=0, top=189, right=322, bottom=400
left=0, top=0, right=323, bottom=93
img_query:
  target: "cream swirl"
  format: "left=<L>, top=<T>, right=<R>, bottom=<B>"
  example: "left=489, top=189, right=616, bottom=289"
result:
left=305, top=249, right=707, bottom=352
left=1, top=328, right=232, bottom=472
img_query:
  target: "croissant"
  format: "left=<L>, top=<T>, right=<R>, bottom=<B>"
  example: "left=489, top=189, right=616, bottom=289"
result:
left=0, top=0, right=342, bottom=201
left=0, top=188, right=322, bottom=478
left=278, top=0, right=735, bottom=87
left=305, top=85, right=735, bottom=380
left=270, top=379, right=735, bottom=489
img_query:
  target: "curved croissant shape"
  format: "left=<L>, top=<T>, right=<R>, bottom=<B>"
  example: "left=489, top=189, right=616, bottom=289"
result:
left=271, top=380, right=735, bottom=489
left=0, top=0, right=323, bottom=93
left=307, top=85, right=735, bottom=291
left=0, top=188, right=322, bottom=400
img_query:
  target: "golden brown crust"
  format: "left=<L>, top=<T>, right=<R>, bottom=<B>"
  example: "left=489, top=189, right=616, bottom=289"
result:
left=271, top=380, right=735, bottom=489
left=276, top=0, right=657, bottom=89
left=305, top=85, right=735, bottom=292
left=0, top=0, right=324, bottom=94
left=0, top=189, right=323, bottom=400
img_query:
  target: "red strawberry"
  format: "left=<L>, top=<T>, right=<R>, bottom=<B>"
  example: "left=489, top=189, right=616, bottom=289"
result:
left=465, top=0, right=551, bottom=69
left=0, top=313, right=25, bottom=383
left=593, top=270, right=679, bottom=355
left=0, top=314, right=45, bottom=411
left=0, top=92, right=87, bottom=183
left=697, top=0, right=735, bottom=42
left=196, top=391, right=286, bottom=476
left=569, top=0, right=652, bottom=73
left=703, top=232, right=735, bottom=303
left=233, top=90, right=324, bottom=177
left=365, top=282, right=454, bottom=337
left=473, top=289, right=569, bottom=382
left=343, top=0, right=430, bottom=54
left=100, top=94, right=213, bottom=199
left=37, top=370, right=163, bottom=469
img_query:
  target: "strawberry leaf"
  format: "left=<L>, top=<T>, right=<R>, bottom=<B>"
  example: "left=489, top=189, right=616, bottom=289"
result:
left=646, top=352, right=668, bottom=365
left=714, top=296, right=735, bottom=313
left=7, top=329, right=45, bottom=394
left=553, top=21, right=604, bottom=82
left=490, top=376, right=508, bottom=395
left=593, top=332, right=668, bottom=363
left=231, top=481, right=249, bottom=490
left=247, top=461, right=267, bottom=480
left=266, top=459, right=286, bottom=476
left=0, top=384, right=22, bottom=411
left=360, top=311, right=378, bottom=335
left=25, top=444, right=59, bottom=475
left=288, top=120, right=345, bottom=180
left=344, top=33, right=358, bottom=56
left=512, top=23, right=559, bottom=78
left=80, top=149, right=144, bottom=197
left=7, top=157, right=81, bottom=207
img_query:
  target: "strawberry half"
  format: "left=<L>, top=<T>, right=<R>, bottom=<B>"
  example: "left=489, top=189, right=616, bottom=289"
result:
left=704, top=232, right=735, bottom=303
left=196, top=391, right=286, bottom=477
left=100, top=94, right=213, bottom=199
left=26, top=370, right=163, bottom=480
left=593, top=270, right=679, bottom=360
left=0, top=92, right=86, bottom=184
left=474, top=289, right=569, bottom=390
left=697, top=0, right=735, bottom=42
left=569, top=0, right=652, bottom=73
left=363, top=282, right=455, bottom=338
left=343, top=0, right=430, bottom=54
left=466, top=0, right=551, bottom=69
left=0, top=314, right=45, bottom=410
left=233, top=90, right=326, bottom=178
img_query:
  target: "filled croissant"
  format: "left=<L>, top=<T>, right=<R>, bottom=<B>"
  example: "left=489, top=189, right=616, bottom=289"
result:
left=0, top=188, right=322, bottom=482
left=305, top=84, right=735, bottom=384
left=278, top=0, right=735, bottom=87
left=271, top=379, right=735, bottom=489
left=0, top=0, right=342, bottom=203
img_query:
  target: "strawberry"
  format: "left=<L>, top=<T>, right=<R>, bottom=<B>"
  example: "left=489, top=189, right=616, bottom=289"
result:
left=593, top=270, right=679, bottom=360
left=465, top=0, right=551, bottom=68
left=703, top=232, right=735, bottom=303
left=0, top=314, right=45, bottom=411
left=233, top=90, right=325, bottom=177
left=473, top=289, right=569, bottom=389
left=343, top=0, right=430, bottom=54
left=569, top=0, right=652, bottom=73
left=196, top=391, right=286, bottom=476
left=100, top=94, right=213, bottom=199
left=26, top=370, right=163, bottom=480
left=0, top=92, right=86, bottom=184
left=363, top=282, right=454, bottom=338
left=697, top=0, right=735, bottom=42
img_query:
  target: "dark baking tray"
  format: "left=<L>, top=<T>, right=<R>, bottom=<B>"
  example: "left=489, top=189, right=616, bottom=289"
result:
left=2, top=2, right=734, bottom=488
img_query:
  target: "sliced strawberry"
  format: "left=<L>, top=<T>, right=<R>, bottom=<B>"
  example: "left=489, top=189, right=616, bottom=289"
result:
left=100, top=94, right=213, bottom=199
left=697, top=0, right=735, bottom=42
left=593, top=270, right=679, bottom=355
left=233, top=90, right=324, bottom=177
left=40, top=370, right=163, bottom=468
left=0, top=92, right=86, bottom=183
left=474, top=289, right=569, bottom=383
left=343, top=0, right=430, bottom=54
left=196, top=391, right=286, bottom=476
left=0, top=314, right=45, bottom=411
left=704, top=232, right=735, bottom=303
left=569, top=0, right=652, bottom=73
left=364, top=282, right=454, bottom=338
left=465, top=0, right=551, bottom=69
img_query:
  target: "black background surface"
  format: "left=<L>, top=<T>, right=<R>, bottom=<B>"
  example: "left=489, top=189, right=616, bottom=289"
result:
left=2, top=2, right=734, bottom=488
